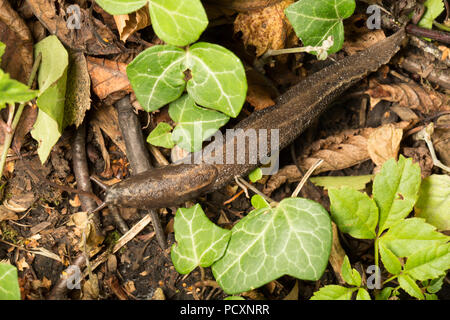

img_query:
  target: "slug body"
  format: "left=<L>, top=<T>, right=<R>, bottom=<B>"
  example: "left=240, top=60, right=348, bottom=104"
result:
left=106, top=29, right=406, bottom=209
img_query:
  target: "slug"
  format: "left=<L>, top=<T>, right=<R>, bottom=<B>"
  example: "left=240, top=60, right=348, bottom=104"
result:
left=101, top=29, right=406, bottom=209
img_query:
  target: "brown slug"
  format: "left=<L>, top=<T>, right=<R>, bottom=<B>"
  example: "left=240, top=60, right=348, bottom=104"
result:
left=101, top=29, right=406, bottom=210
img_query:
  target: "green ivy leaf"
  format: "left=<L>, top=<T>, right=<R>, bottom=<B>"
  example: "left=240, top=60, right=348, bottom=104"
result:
left=285, top=0, right=356, bottom=55
left=310, top=175, right=373, bottom=191
left=379, top=242, right=402, bottom=275
left=0, top=263, right=20, bottom=300
left=248, top=168, right=263, bottom=183
left=171, top=204, right=231, bottom=274
left=32, top=35, right=68, bottom=163
left=329, top=187, right=378, bottom=239
left=356, top=288, right=371, bottom=300
left=186, top=42, right=247, bottom=118
left=250, top=195, right=270, bottom=210
left=127, top=45, right=186, bottom=112
left=398, top=274, right=424, bottom=300
left=310, top=285, right=356, bottom=300
left=94, top=0, right=147, bottom=15
left=418, top=0, right=445, bottom=29
left=404, top=243, right=450, bottom=281
left=169, top=94, right=229, bottom=152
left=373, top=156, right=421, bottom=234
left=415, top=175, right=450, bottom=231
left=148, top=0, right=208, bottom=46
left=147, top=122, right=175, bottom=149
left=212, top=198, right=332, bottom=294
left=379, top=218, right=448, bottom=258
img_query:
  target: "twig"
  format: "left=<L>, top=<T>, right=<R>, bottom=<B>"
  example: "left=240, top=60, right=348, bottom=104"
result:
left=416, top=123, right=450, bottom=173
left=406, top=24, right=450, bottom=44
left=234, top=176, right=275, bottom=204
left=291, top=159, right=323, bottom=198
left=0, top=53, right=41, bottom=178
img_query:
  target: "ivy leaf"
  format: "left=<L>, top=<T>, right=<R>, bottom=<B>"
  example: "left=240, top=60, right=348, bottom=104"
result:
left=310, top=285, right=356, bottom=300
left=373, top=156, right=421, bottom=234
left=404, top=243, right=450, bottom=281
left=127, top=45, right=186, bottom=112
left=329, top=187, right=378, bottom=239
left=379, top=218, right=448, bottom=258
left=379, top=242, right=402, bottom=275
left=341, top=256, right=361, bottom=287
left=148, top=0, right=208, bottom=46
left=285, top=0, right=356, bottom=55
left=418, top=0, right=445, bottom=29
left=398, top=274, right=424, bottom=300
left=250, top=195, right=270, bottom=210
left=0, top=70, right=38, bottom=109
left=147, top=122, right=175, bottom=149
left=415, top=175, right=450, bottom=231
left=169, top=94, right=229, bottom=152
left=186, top=42, right=247, bottom=118
left=94, top=0, right=147, bottom=15
left=171, top=204, right=231, bottom=274
left=248, top=168, right=263, bottom=183
left=310, top=175, right=373, bottom=191
left=32, top=36, right=68, bottom=163
left=356, top=288, right=371, bottom=300
left=212, top=198, right=332, bottom=294
left=0, top=263, right=20, bottom=300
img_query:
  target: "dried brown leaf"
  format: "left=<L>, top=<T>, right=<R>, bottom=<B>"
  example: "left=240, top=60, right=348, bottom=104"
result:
left=234, top=0, right=297, bottom=57
left=366, top=79, right=450, bottom=114
left=27, top=0, right=121, bottom=55
left=91, top=104, right=127, bottom=155
left=0, top=206, right=18, bottom=222
left=367, top=123, right=403, bottom=166
left=11, top=104, right=38, bottom=152
left=114, top=5, right=151, bottom=42
left=0, top=0, right=33, bottom=83
left=87, top=57, right=131, bottom=102
left=433, top=115, right=450, bottom=167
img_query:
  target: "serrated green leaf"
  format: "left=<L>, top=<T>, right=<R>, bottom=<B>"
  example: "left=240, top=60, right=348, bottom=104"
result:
left=373, top=156, right=421, bottom=234
left=186, top=42, right=247, bottom=118
left=169, top=94, right=229, bottom=152
left=285, top=0, right=356, bottom=55
left=250, top=195, right=270, bottom=210
left=0, top=70, right=38, bottom=109
left=127, top=45, right=186, bottom=112
left=398, top=274, right=424, bottom=300
left=375, top=287, right=394, bottom=300
left=356, top=288, right=371, bottom=300
left=427, top=276, right=444, bottom=294
left=0, top=263, right=21, bottom=300
left=425, top=293, right=438, bottom=300
left=31, top=110, right=61, bottom=164
left=249, top=168, right=263, bottom=183
left=94, top=0, right=147, bottom=15
left=148, top=0, right=208, bottom=46
left=147, top=122, right=174, bottom=149
left=310, top=175, right=373, bottom=191
left=415, top=174, right=450, bottom=231
left=341, top=256, right=361, bottom=286
left=379, top=242, right=402, bottom=275
left=329, top=187, right=378, bottom=239
left=404, top=243, right=450, bottom=281
left=418, top=0, right=445, bottom=29
left=212, top=198, right=332, bottom=294
left=310, top=285, right=356, bottom=300
left=379, top=218, right=448, bottom=258
left=171, top=204, right=231, bottom=274
left=34, top=36, right=68, bottom=94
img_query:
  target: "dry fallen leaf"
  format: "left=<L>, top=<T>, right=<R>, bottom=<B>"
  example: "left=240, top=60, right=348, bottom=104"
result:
left=234, top=0, right=297, bottom=57
left=114, top=5, right=151, bottom=42
left=343, top=29, right=386, bottom=55
left=91, top=104, right=127, bottom=155
left=367, top=123, right=403, bottom=166
left=366, top=79, right=450, bottom=114
left=0, top=206, right=18, bottom=222
left=124, top=280, right=136, bottom=293
left=3, top=192, right=35, bottom=213
left=16, top=257, right=29, bottom=272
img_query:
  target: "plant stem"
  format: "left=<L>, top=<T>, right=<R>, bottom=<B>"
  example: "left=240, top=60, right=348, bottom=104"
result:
left=383, top=274, right=398, bottom=285
left=0, top=53, right=41, bottom=178
left=374, top=237, right=380, bottom=272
